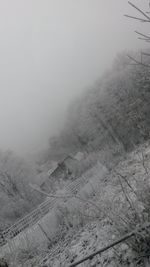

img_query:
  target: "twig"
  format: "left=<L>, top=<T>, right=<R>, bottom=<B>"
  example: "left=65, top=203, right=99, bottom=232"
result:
left=127, top=55, right=150, bottom=67
left=135, top=31, right=150, bottom=40
left=124, top=14, right=149, bottom=22
left=128, top=1, right=150, bottom=21
left=138, top=37, right=150, bottom=42
left=117, top=175, right=134, bottom=210
left=109, top=209, right=130, bottom=228
left=115, top=171, right=137, bottom=195
left=141, top=151, right=148, bottom=174
left=68, top=222, right=150, bottom=266
left=141, top=52, right=150, bottom=56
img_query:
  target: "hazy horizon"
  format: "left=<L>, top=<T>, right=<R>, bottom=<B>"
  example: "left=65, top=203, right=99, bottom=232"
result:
left=0, top=0, right=149, bottom=155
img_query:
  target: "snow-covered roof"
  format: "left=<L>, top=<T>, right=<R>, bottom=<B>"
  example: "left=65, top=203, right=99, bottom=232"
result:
left=47, top=161, right=58, bottom=176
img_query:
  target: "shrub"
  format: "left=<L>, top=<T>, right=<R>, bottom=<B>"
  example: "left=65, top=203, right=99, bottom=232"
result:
left=109, top=170, right=150, bottom=265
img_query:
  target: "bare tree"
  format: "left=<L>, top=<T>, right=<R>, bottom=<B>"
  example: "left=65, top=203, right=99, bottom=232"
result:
left=125, top=1, right=150, bottom=66
left=0, top=170, right=23, bottom=199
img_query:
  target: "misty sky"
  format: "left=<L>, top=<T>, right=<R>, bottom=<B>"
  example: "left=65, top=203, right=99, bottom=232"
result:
left=0, top=0, right=149, bottom=154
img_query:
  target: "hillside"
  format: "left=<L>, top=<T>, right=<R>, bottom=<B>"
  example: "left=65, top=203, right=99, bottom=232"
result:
left=4, top=142, right=150, bottom=266
left=41, top=51, right=150, bottom=166
left=1, top=50, right=150, bottom=266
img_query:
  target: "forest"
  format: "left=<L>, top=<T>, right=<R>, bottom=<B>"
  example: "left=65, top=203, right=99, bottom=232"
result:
left=44, top=50, right=150, bottom=163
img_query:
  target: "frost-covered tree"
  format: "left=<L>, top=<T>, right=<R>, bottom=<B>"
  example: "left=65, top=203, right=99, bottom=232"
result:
left=0, top=150, right=41, bottom=228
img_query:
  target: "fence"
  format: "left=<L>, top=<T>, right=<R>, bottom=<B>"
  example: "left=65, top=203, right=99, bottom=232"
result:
left=0, top=173, right=88, bottom=247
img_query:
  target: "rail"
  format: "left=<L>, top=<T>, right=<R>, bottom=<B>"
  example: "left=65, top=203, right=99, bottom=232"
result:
left=0, top=174, right=87, bottom=246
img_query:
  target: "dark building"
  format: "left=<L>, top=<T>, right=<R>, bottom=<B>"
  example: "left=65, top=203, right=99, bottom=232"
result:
left=50, top=155, right=78, bottom=180
left=39, top=155, right=79, bottom=193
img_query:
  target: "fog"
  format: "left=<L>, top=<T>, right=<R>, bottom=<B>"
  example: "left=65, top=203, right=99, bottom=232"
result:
left=0, top=0, right=149, bottom=154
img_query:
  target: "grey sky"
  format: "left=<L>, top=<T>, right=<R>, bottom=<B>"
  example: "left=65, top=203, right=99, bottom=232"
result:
left=0, top=0, right=149, bottom=154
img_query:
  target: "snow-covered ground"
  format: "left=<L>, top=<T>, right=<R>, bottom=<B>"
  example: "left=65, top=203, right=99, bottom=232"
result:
left=3, top=144, right=150, bottom=266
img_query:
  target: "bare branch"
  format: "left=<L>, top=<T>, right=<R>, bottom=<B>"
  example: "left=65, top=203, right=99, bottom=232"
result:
left=141, top=52, right=150, bottom=56
left=138, top=37, right=150, bottom=42
left=115, top=171, right=137, bottom=195
left=117, top=175, right=134, bottom=210
left=127, top=55, right=150, bottom=67
left=124, top=14, right=149, bottom=22
left=68, top=231, right=135, bottom=267
left=128, top=1, right=150, bottom=21
left=135, top=31, right=150, bottom=40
